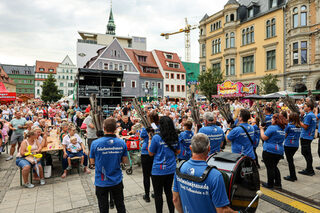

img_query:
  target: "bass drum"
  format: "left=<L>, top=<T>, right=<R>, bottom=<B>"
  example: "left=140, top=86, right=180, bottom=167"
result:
left=207, top=152, right=260, bottom=212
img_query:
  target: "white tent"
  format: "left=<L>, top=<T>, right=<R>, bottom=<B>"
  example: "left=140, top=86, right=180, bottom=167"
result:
left=59, top=95, right=74, bottom=106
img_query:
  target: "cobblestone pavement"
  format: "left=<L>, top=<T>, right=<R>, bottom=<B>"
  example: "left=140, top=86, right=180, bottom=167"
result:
left=0, top=138, right=319, bottom=213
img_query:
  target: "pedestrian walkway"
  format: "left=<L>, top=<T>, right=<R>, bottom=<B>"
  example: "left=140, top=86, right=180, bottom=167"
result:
left=0, top=138, right=319, bottom=213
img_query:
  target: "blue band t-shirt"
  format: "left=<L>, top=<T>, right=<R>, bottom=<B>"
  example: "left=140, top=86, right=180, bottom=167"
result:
left=199, top=125, right=225, bottom=155
left=301, top=112, right=317, bottom=140
left=140, top=127, right=160, bottom=155
left=90, top=136, right=128, bottom=187
left=173, top=159, right=230, bottom=213
left=149, top=134, right=179, bottom=175
left=263, top=125, right=285, bottom=155
left=227, top=123, right=256, bottom=159
left=284, top=123, right=301, bottom=147
left=178, top=130, right=194, bottom=160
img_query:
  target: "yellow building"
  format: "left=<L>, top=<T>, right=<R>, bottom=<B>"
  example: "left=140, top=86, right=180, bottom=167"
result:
left=199, top=0, right=286, bottom=92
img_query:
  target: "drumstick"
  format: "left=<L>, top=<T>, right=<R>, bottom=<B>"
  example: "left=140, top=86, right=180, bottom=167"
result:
left=244, top=190, right=263, bottom=212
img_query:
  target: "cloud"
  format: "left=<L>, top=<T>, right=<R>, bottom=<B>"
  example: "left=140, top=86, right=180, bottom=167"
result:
left=0, top=0, right=226, bottom=66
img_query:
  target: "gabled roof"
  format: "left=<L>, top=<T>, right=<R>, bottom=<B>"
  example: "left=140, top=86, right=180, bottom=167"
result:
left=84, top=47, right=106, bottom=68
left=0, top=66, right=15, bottom=85
left=61, top=55, right=74, bottom=66
left=153, top=50, right=186, bottom=73
left=35, top=60, right=60, bottom=74
left=125, top=49, right=163, bottom=79
left=1, top=64, right=35, bottom=75
left=200, top=14, right=209, bottom=22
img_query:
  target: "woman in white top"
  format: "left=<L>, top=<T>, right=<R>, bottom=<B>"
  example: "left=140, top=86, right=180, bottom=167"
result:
left=16, top=129, right=45, bottom=188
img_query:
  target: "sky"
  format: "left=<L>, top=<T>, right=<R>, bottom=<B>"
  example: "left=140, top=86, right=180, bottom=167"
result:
left=0, top=0, right=227, bottom=66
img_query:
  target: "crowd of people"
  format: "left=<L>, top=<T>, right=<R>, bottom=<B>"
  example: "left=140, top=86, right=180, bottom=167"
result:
left=0, top=97, right=319, bottom=212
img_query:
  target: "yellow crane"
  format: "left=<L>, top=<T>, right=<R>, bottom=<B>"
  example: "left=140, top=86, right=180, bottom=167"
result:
left=160, top=18, right=198, bottom=62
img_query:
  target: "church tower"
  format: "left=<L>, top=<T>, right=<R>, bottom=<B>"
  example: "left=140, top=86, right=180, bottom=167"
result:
left=106, top=0, right=116, bottom=35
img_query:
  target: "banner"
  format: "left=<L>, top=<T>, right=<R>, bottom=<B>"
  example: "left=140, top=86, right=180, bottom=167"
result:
left=217, top=80, right=256, bottom=97
left=0, top=92, right=16, bottom=102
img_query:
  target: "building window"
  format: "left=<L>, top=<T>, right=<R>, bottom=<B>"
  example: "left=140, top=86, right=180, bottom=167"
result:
left=66, top=76, right=69, bottom=80
left=293, top=42, right=299, bottom=65
left=158, top=82, right=162, bottom=89
left=115, top=64, right=118, bottom=70
left=119, top=64, right=123, bottom=71
left=226, top=15, right=229, bottom=23
left=181, top=74, right=185, bottom=80
left=212, top=63, right=220, bottom=72
left=49, top=69, right=54, bottom=72
left=171, top=73, right=174, bottom=79
left=124, top=65, right=127, bottom=71
left=201, top=44, right=206, bottom=57
left=145, top=81, right=149, bottom=89
left=248, top=8, right=254, bottom=18
left=104, top=63, right=108, bottom=70
left=230, top=14, right=235, bottom=21
left=60, top=82, right=64, bottom=87
left=131, top=81, right=136, bottom=88
left=177, top=85, right=180, bottom=92
left=202, top=65, right=206, bottom=72
left=37, top=89, right=40, bottom=95
left=266, top=19, right=276, bottom=38
left=226, top=59, right=229, bottom=76
left=138, top=56, right=147, bottom=62
left=225, top=33, right=229, bottom=48
left=177, top=74, right=180, bottom=79
left=301, top=41, right=307, bottom=64
left=182, top=85, right=185, bottom=92
left=70, top=76, right=73, bottom=80
left=267, top=50, right=276, bottom=70
left=166, top=73, right=169, bottom=78
left=171, top=85, right=174, bottom=92
left=242, top=26, right=254, bottom=45
left=109, top=63, right=113, bottom=70
left=39, top=68, right=44, bottom=71
left=230, top=32, right=235, bottom=47
left=212, top=40, right=215, bottom=54
left=270, top=0, right=277, bottom=8
left=62, top=75, right=65, bottom=79
left=230, top=59, right=235, bottom=75
left=242, top=55, right=254, bottom=73
left=164, top=53, right=173, bottom=59
left=166, top=84, right=169, bottom=92
left=293, top=7, right=299, bottom=28
left=301, top=6, right=307, bottom=26
left=68, top=83, right=73, bottom=87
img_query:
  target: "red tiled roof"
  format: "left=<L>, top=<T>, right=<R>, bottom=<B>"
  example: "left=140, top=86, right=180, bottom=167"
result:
left=35, top=60, right=60, bottom=74
left=0, top=66, right=15, bottom=85
left=125, top=49, right=163, bottom=79
left=153, top=50, right=186, bottom=73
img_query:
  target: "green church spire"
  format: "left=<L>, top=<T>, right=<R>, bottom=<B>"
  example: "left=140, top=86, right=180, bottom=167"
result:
left=106, top=0, right=116, bottom=35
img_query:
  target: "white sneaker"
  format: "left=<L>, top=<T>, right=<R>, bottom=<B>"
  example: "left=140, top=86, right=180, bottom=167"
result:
left=40, top=179, right=45, bottom=185
left=6, top=156, right=13, bottom=161
left=24, top=183, right=34, bottom=188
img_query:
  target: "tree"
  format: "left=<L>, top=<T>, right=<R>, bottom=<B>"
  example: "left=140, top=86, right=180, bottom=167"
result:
left=41, top=74, right=63, bottom=103
left=260, top=74, right=279, bottom=94
left=198, top=68, right=224, bottom=100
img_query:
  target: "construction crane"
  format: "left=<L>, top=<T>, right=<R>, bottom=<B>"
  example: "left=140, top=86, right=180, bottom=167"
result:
left=160, top=18, right=198, bottom=62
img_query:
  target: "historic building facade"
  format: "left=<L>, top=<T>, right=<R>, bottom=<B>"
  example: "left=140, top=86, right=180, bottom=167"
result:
left=56, top=55, right=77, bottom=97
left=84, top=39, right=141, bottom=99
left=0, top=66, right=16, bottom=93
left=35, top=61, right=59, bottom=98
left=0, top=64, right=34, bottom=97
left=153, top=50, right=187, bottom=99
left=199, top=0, right=286, bottom=91
left=284, top=0, right=320, bottom=92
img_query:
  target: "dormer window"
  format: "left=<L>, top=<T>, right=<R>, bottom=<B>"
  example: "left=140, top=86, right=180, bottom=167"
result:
left=138, top=55, right=147, bottom=62
left=49, top=69, right=54, bottom=72
left=230, top=14, right=235, bottom=22
left=164, top=53, right=173, bottom=59
left=270, top=0, right=277, bottom=8
left=248, top=8, right=254, bottom=18
left=39, top=68, right=44, bottom=71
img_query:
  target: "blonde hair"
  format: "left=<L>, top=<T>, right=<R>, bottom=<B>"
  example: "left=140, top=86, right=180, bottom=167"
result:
left=233, top=108, right=243, bottom=120
left=26, top=129, right=37, bottom=138
left=70, top=136, right=77, bottom=142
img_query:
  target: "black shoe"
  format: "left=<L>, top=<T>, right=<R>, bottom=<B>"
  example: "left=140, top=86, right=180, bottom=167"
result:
left=143, top=194, right=150, bottom=203
left=262, top=182, right=273, bottom=189
left=110, top=202, right=114, bottom=209
left=283, top=176, right=297, bottom=182
left=274, top=184, right=282, bottom=189
left=298, top=170, right=315, bottom=176
left=316, top=166, right=320, bottom=170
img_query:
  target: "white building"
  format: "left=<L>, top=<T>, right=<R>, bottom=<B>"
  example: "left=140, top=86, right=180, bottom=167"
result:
left=56, top=56, right=77, bottom=97
left=152, top=50, right=187, bottom=99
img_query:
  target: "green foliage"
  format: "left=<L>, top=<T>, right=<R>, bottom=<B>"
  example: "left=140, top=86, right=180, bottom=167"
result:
left=260, top=74, right=279, bottom=94
left=197, top=68, right=224, bottom=100
left=41, top=74, right=63, bottom=103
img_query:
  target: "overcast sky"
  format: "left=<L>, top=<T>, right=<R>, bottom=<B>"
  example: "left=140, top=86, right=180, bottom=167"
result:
left=0, top=0, right=227, bottom=66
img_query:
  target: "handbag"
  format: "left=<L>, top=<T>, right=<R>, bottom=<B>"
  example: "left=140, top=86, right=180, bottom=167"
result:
left=25, top=156, right=38, bottom=164
left=80, top=123, right=87, bottom=130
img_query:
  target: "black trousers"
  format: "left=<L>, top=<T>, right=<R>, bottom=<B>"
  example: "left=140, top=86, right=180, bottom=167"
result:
left=262, top=151, right=282, bottom=187
left=300, top=138, right=314, bottom=172
left=253, top=148, right=260, bottom=167
left=284, top=146, right=298, bottom=178
left=151, top=174, right=175, bottom=213
left=141, top=154, right=154, bottom=197
left=95, top=182, right=125, bottom=213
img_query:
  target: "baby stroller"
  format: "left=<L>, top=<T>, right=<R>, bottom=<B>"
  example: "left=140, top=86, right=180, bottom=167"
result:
left=123, top=135, right=141, bottom=175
